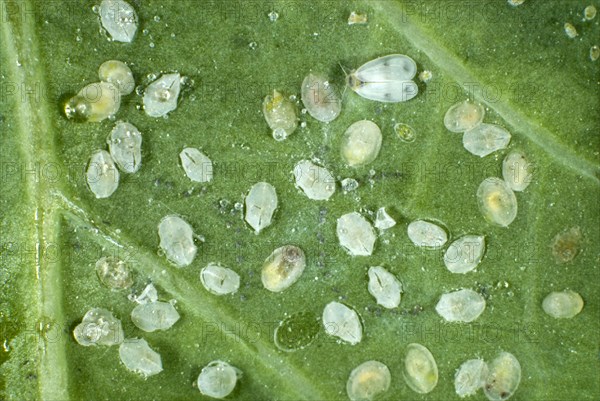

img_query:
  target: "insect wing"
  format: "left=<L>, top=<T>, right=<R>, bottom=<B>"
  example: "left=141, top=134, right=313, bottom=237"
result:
left=355, top=54, right=417, bottom=82
left=353, top=80, right=418, bottom=103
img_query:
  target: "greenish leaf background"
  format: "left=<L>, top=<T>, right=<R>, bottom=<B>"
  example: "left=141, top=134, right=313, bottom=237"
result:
left=1, top=0, right=599, bottom=400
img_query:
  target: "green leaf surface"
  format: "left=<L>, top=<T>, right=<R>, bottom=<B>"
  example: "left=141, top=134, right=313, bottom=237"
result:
left=1, top=0, right=599, bottom=400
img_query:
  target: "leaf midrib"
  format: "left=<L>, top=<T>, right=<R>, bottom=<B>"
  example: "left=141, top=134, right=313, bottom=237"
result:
left=1, top=3, right=69, bottom=400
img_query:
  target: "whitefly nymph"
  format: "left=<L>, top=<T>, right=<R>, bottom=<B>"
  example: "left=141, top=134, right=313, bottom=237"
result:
left=322, top=301, right=363, bottom=345
left=274, top=311, right=320, bottom=352
left=65, top=82, right=121, bottom=122
left=107, top=121, right=142, bottom=173
left=201, top=263, right=240, bottom=295
left=73, top=308, right=124, bottom=346
left=180, top=147, right=213, bottom=183
left=261, top=245, right=306, bottom=292
left=346, top=360, right=391, bottom=401
left=293, top=160, right=336, bottom=201
left=443, top=235, right=486, bottom=274
left=542, top=290, right=584, bottom=319
left=407, top=220, right=448, bottom=248
left=119, top=338, right=163, bottom=377
left=367, top=266, right=402, bottom=309
left=262, top=90, right=298, bottom=141
left=477, top=177, right=518, bottom=227
left=403, top=343, right=438, bottom=394
left=95, top=256, right=133, bottom=290
left=98, top=60, right=135, bottom=95
left=444, top=100, right=485, bottom=133
left=244, top=182, right=278, bottom=234
left=435, top=289, right=486, bottom=323
left=463, top=123, right=511, bottom=157
left=197, top=360, right=242, bottom=399
left=346, top=54, right=419, bottom=102
left=143, top=73, right=181, bottom=117
left=300, top=73, right=341, bottom=122
left=86, top=150, right=119, bottom=199
left=131, top=301, right=180, bottom=332
left=157, top=215, right=197, bottom=267
left=455, top=358, right=489, bottom=398
left=502, top=150, right=532, bottom=191
left=336, top=212, right=377, bottom=256
left=483, top=352, right=521, bottom=401
left=340, top=120, right=382, bottom=167
left=99, top=0, right=138, bottom=43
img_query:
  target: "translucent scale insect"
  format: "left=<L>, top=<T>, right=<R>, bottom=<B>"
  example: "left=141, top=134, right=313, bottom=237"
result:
left=542, top=290, right=584, bottom=319
left=131, top=301, right=180, bottom=332
left=346, top=54, right=419, bottom=103
left=98, top=60, right=135, bottom=95
left=73, top=308, right=124, bottom=346
left=99, top=0, right=138, bottom=43
left=65, top=82, right=121, bottom=122
left=483, top=352, right=521, bottom=401
left=119, top=338, right=162, bottom=377
left=143, top=73, right=181, bottom=117
left=403, top=343, right=438, bottom=394
left=454, top=358, right=489, bottom=398
left=197, top=361, right=241, bottom=398
left=346, top=361, right=391, bottom=401
left=262, top=245, right=306, bottom=292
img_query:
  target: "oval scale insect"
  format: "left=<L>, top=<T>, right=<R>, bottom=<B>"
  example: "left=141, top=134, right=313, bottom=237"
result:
left=293, top=160, right=336, bottom=200
left=119, top=338, right=163, bottom=377
left=340, top=120, right=382, bottom=167
left=301, top=73, right=341, bottom=122
left=200, top=263, right=240, bottom=295
left=98, top=60, right=135, bottom=95
left=403, top=343, right=438, bottom=394
left=95, top=256, right=133, bottom=290
left=157, top=215, right=197, bottom=267
left=73, top=308, right=124, bottom=346
left=346, top=54, right=419, bottom=103
left=262, top=245, right=306, bottom=292
left=65, top=82, right=121, bottom=122
left=483, top=352, right=521, bottom=401
left=477, top=177, right=518, bottom=227
left=435, top=289, right=486, bottom=323
left=131, top=301, right=180, bottom=332
left=245, top=182, right=278, bottom=234
left=336, top=212, right=377, bottom=256
left=197, top=360, right=241, bottom=399
left=346, top=360, right=391, bottom=401
left=542, top=290, right=584, bottom=319
left=455, top=358, right=489, bottom=398
left=322, top=301, right=363, bottom=345
left=99, top=0, right=138, bottom=43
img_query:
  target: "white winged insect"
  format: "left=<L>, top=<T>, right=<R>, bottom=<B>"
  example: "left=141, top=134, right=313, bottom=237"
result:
left=345, top=54, right=419, bottom=103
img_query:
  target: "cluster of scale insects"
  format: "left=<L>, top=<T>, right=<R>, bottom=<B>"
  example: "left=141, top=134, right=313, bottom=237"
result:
left=68, top=1, right=587, bottom=399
